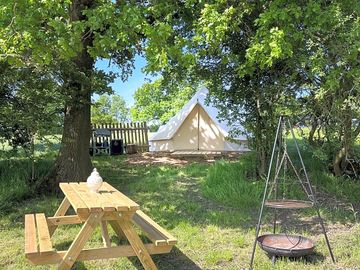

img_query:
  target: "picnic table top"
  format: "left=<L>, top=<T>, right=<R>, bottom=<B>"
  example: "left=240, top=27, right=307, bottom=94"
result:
left=59, top=182, right=139, bottom=214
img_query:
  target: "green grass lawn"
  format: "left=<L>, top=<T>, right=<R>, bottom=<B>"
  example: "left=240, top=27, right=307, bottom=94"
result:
left=0, top=150, right=360, bottom=269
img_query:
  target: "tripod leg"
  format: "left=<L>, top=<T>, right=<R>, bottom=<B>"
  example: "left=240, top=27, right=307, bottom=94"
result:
left=316, top=208, right=335, bottom=263
left=250, top=116, right=283, bottom=269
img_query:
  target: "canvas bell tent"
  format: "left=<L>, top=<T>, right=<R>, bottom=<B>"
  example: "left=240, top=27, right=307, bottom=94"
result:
left=149, top=87, right=250, bottom=152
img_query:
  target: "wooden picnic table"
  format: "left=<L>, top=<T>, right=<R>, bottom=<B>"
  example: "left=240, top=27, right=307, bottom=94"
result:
left=25, top=182, right=177, bottom=270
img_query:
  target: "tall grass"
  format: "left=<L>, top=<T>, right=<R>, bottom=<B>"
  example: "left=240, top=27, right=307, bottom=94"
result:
left=202, top=153, right=264, bottom=210
left=203, top=138, right=360, bottom=214
left=0, top=158, right=53, bottom=213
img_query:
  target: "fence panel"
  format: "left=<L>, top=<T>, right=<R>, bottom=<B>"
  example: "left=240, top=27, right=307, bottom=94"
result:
left=91, top=122, right=149, bottom=153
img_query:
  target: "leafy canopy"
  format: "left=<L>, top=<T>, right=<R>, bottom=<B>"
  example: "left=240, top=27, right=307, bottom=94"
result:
left=91, top=94, right=129, bottom=124
left=131, top=78, right=198, bottom=125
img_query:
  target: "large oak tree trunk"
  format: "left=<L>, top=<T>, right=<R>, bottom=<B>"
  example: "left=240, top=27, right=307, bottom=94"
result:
left=45, top=0, right=94, bottom=191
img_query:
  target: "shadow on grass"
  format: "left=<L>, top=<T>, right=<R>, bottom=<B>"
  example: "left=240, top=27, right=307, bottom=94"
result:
left=268, top=251, right=326, bottom=265
left=128, top=246, right=201, bottom=270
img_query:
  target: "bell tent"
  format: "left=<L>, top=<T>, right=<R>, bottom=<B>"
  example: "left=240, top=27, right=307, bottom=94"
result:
left=149, top=87, right=250, bottom=152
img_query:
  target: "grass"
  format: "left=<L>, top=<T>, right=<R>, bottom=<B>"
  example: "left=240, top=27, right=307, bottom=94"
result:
left=0, top=138, right=359, bottom=269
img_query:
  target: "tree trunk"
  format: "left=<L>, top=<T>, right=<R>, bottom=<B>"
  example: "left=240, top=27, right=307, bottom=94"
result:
left=333, top=111, right=352, bottom=177
left=258, top=146, right=267, bottom=176
left=333, top=147, right=346, bottom=176
left=308, top=117, right=317, bottom=146
left=44, top=0, right=95, bottom=191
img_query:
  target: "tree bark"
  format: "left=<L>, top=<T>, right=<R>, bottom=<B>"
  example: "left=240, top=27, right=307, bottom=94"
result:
left=308, top=116, right=318, bottom=146
left=45, top=0, right=94, bottom=191
left=333, top=107, right=352, bottom=177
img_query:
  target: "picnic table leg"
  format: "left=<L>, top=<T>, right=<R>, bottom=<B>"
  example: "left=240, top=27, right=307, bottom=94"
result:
left=108, top=217, right=126, bottom=240
left=100, top=220, right=111, bottom=247
left=57, top=212, right=104, bottom=270
left=117, top=219, right=158, bottom=270
left=49, top=198, right=71, bottom=236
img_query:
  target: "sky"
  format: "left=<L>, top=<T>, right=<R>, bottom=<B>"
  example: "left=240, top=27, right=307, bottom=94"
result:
left=94, top=55, right=154, bottom=106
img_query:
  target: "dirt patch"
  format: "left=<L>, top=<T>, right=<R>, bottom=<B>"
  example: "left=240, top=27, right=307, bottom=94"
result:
left=125, top=152, right=226, bottom=166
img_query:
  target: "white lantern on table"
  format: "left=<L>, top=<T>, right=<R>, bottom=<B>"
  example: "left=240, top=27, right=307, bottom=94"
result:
left=86, top=168, right=103, bottom=193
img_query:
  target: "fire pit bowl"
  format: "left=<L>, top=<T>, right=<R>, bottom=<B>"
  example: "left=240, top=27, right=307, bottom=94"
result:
left=257, top=234, right=315, bottom=257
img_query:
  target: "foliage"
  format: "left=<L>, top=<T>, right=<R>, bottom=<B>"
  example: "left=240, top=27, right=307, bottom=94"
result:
left=138, top=0, right=360, bottom=177
left=131, top=77, right=198, bottom=125
left=0, top=0, right=202, bottom=186
left=0, top=62, right=63, bottom=148
left=91, top=94, right=130, bottom=124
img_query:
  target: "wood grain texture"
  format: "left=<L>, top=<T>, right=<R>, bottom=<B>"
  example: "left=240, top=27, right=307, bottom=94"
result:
left=133, top=210, right=177, bottom=246
left=47, top=216, right=83, bottom=226
left=59, top=183, right=89, bottom=216
left=35, top=213, right=53, bottom=253
left=26, top=244, right=173, bottom=265
left=57, top=212, right=104, bottom=270
left=78, top=182, right=116, bottom=211
left=117, top=219, right=158, bottom=270
left=101, top=182, right=139, bottom=211
left=25, top=214, right=38, bottom=255
left=49, top=198, right=71, bottom=236
left=69, top=183, right=103, bottom=212
left=100, top=221, right=111, bottom=248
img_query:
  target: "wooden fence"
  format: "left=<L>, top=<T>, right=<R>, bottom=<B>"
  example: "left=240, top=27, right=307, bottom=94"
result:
left=91, top=122, right=149, bottom=153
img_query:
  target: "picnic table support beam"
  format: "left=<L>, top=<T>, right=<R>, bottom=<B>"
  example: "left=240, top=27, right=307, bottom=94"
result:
left=109, top=220, right=126, bottom=241
left=100, top=221, right=111, bottom=248
left=117, top=219, right=158, bottom=270
left=58, top=212, right=104, bottom=270
left=49, top=198, right=71, bottom=236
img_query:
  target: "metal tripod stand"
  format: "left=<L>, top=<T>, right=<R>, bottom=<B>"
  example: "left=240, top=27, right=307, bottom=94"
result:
left=249, top=116, right=335, bottom=269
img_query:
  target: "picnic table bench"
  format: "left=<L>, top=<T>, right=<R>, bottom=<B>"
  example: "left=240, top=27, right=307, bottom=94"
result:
left=24, top=182, right=177, bottom=270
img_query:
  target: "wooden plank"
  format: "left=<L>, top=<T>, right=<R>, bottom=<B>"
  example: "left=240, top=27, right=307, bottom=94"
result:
left=133, top=216, right=167, bottom=246
left=121, top=123, right=126, bottom=145
left=49, top=197, right=71, bottom=236
left=141, top=122, right=146, bottom=151
left=135, top=122, right=139, bottom=144
left=144, top=122, right=149, bottom=151
left=25, top=244, right=173, bottom=265
left=133, top=210, right=177, bottom=246
left=59, top=183, right=89, bottom=216
left=101, top=182, right=139, bottom=211
left=115, top=123, right=119, bottom=140
left=118, top=123, right=122, bottom=142
left=100, top=221, right=111, bottom=248
left=47, top=215, right=83, bottom=226
left=137, top=122, right=142, bottom=149
left=54, top=197, right=71, bottom=217
left=127, top=122, right=131, bottom=144
left=35, top=213, right=53, bottom=253
left=108, top=219, right=126, bottom=240
left=69, top=183, right=103, bottom=212
left=77, top=182, right=116, bottom=212
left=58, top=212, right=104, bottom=270
left=25, top=214, right=38, bottom=255
left=131, top=122, right=135, bottom=144
left=117, top=219, right=158, bottom=270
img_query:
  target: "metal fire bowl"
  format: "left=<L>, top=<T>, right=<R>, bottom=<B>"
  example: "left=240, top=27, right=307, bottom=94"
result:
left=257, top=234, right=315, bottom=257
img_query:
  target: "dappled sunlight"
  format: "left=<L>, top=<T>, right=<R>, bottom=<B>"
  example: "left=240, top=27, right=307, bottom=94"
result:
left=1, top=154, right=359, bottom=269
